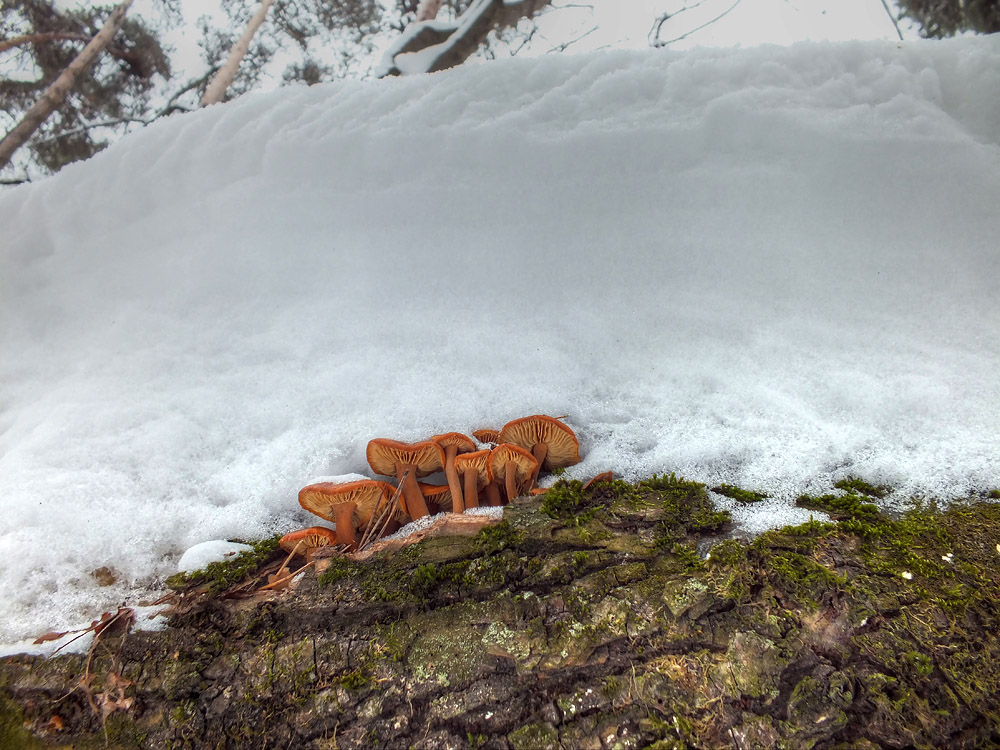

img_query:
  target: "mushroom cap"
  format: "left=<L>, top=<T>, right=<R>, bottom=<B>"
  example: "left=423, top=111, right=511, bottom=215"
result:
left=472, top=429, right=499, bottom=445
left=417, top=483, right=452, bottom=514
left=366, top=439, right=445, bottom=478
left=279, top=526, right=338, bottom=555
left=498, top=415, right=580, bottom=471
left=298, top=480, right=396, bottom=528
left=452, top=449, right=493, bottom=490
left=488, top=443, right=539, bottom=491
left=430, top=432, right=477, bottom=455
left=583, top=471, right=614, bottom=490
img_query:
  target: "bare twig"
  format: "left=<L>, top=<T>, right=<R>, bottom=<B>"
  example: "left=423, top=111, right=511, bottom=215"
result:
left=878, top=0, right=905, bottom=40
left=357, top=474, right=407, bottom=551
left=650, top=0, right=744, bottom=48
left=546, top=24, right=598, bottom=53
left=259, top=560, right=316, bottom=590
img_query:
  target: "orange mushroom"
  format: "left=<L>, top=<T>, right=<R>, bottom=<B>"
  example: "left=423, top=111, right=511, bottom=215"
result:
left=452, top=449, right=492, bottom=510
left=582, top=471, right=614, bottom=490
left=488, top=443, right=538, bottom=503
left=298, top=479, right=395, bottom=551
left=279, top=526, right=338, bottom=560
left=366, top=439, right=445, bottom=521
left=430, top=432, right=477, bottom=513
left=498, top=415, right=580, bottom=489
left=472, top=429, right=499, bottom=446
left=417, top=482, right=453, bottom=515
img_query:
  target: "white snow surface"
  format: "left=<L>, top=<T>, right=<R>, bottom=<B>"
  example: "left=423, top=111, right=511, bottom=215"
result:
left=175, top=540, right=254, bottom=573
left=2, top=39, right=1000, bottom=643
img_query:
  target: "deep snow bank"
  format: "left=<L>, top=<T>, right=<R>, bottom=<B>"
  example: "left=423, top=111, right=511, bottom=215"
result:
left=1, top=38, right=998, bottom=643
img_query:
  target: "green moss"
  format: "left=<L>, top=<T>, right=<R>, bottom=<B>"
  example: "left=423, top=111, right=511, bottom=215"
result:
left=795, top=492, right=883, bottom=524
left=166, top=535, right=282, bottom=593
left=508, top=721, right=560, bottom=750
left=540, top=479, right=599, bottom=522
left=0, top=693, right=42, bottom=750
left=318, top=556, right=369, bottom=587
left=755, top=547, right=847, bottom=606
left=474, top=520, right=524, bottom=554
left=711, top=483, right=770, bottom=503
left=833, top=476, right=891, bottom=499
left=667, top=542, right=704, bottom=572
left=987, top=489, right=1000, bottom=500
left=777, top=517, right=838, bottom=538
left=338, top=668, right=372, bottom=691
left=707, top=538, right=747, bottom=567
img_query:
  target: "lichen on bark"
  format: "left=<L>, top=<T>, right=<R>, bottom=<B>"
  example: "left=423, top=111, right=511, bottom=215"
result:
left=3, top=476, right=1000, bottom=749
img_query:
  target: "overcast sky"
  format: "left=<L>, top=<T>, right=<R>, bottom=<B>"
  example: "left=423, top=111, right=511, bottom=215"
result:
left=532, top=0, right=902, bottom=53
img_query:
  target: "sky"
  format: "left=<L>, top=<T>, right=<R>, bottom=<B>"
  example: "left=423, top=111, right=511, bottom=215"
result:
left=2, top=20, right=999, bottom=647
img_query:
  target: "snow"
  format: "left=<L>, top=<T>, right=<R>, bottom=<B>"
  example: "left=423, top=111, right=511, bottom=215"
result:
left=2, top=38, right=1000, bottom=644
left=305, top=473, right=372, bottom=486
left=176, top=540, right=254, bottom=573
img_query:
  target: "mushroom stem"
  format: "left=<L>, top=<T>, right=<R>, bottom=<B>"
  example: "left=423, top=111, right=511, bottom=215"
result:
left=332, top=502, right=358, bottom=550
left=462, top=469, right=479, bottom=510
left=443, top=445, right=465, bottom=513
left=398, top=466, right=431, bottom=520
left=504, top=461, right=519, bottom=502
left=529, top=442, right=548, bottom=489
left=486, top=481, right=502, bottom=507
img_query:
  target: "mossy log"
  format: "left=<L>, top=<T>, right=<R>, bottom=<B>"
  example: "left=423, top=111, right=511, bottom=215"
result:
left=3, top=476, right=1000, bottom=749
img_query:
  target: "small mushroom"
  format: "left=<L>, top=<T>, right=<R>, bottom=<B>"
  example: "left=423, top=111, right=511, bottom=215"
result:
left=452, top=449, right=492, bottom=510
left=298, top=479, right=396, bottom=551
left=498, top=415, right=580, bottom=490
left=472, top=428, right=499, bottom=446
left=488, top=443, right=538, bottom=503
left=279, top=526, right=338, bottom=560
left=417, top=482, right=453, bottom=515
left=366, top=439, right=445, bottom=521
left=430, top=432, right=477, bottom=513
left=582, top=471, right=614, bottom=490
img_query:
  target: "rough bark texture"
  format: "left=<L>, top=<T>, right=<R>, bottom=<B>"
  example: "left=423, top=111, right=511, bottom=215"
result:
left=0, top=0, right=134, bottom=171
left=2, top=477, right=1000, bottom=749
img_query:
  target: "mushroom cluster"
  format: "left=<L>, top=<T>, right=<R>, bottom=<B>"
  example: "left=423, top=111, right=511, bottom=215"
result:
left=279, top=415, right=581, bottom=557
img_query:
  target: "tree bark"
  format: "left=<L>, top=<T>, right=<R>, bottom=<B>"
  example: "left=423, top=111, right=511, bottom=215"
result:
left=380, top=0, right=552, bottom=77
left=415, top=0, right=445, bottom=22
left=0, top=0, right=134, bottom=172
left=0, top=32, right=92, bottom=54
left=201, top=0, right=276, bottom=107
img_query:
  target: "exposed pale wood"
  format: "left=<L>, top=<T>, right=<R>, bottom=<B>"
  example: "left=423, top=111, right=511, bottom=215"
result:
left=0, top=0, right=134, bottom=171
left=201, top=0, right=276, bottom=106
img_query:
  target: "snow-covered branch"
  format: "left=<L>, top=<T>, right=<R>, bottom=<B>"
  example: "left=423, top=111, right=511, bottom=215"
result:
left=378, top=0, right=553, bottom=77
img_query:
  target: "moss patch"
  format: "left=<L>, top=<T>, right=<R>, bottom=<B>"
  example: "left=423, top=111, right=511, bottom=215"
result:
left=165, top=535, right=282, bottom=593
left=4, top=477, right=1000, bottom=750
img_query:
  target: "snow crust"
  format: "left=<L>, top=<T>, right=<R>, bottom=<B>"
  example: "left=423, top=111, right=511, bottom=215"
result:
left=176, top=540, right=254, bottom=573
left=1, top=38, right=999, bottom=643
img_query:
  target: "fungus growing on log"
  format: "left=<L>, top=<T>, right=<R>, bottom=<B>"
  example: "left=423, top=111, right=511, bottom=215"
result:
left=366, top=439, right=445, bottom=521
left=498, top=414, right=580, bottom=489
left=431, top=432, right=477, bottom=513
left=298, top=479, right=395, bottom=551
left=472, top=428, right=499, bottom=446
left=279, top=526, right=338, bottom=560
left=489, top=443, right=538, bottom=503
left=583, top=471, right=614, bottom=490
left=453, top=449, right=492, bottom=509
left=417, top=482, right=453, bottom=515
